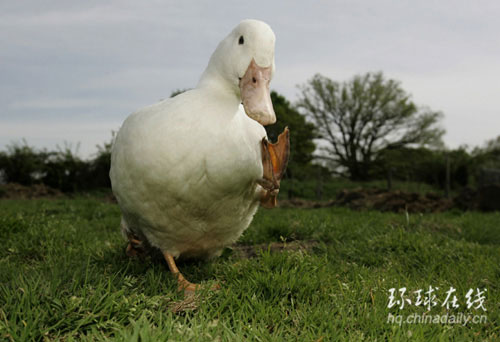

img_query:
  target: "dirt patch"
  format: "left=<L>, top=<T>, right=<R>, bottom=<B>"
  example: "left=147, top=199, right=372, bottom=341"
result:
left=334, top=188, right=454, bottom=213
left=279, top=188, right=455, bottom=213
left=230, top=240, right=320, bottom=259
left=0, top=183, right=64, bottom=199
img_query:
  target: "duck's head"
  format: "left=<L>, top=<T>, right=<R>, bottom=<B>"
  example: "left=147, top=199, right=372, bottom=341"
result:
left=201, top=19, right=276, bottom=126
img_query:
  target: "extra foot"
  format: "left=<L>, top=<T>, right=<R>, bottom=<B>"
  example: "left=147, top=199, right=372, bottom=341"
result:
left=125, top=232, right=147, bottom=258
left=259, top=127, right=290, bottom=208
left=163, top=251, right=220, bottom=295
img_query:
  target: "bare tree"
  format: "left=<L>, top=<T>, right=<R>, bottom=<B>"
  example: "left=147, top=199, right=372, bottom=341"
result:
left=297, top=72, right=445, bottom=180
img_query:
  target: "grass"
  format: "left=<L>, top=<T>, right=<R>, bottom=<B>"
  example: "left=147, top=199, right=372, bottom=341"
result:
left=0, top=197, right=499, bottom=341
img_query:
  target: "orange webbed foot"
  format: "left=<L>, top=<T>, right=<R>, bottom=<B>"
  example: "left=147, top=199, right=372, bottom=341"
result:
left=259, top=127, right=290, bottom=208
left=163, top=252, right=220, bottom=296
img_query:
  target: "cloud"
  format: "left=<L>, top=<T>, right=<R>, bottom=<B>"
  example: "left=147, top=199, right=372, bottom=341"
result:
left=1, top=0, right=499, bottom=157
left=0, top=120, right=119, bottom=158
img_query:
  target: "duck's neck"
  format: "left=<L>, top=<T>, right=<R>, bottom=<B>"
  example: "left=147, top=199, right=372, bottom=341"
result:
left=197, top=69, right=242, bottom=110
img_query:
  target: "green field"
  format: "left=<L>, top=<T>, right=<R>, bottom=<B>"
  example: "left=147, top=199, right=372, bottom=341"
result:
left=1, top=197, right=499, bottom=341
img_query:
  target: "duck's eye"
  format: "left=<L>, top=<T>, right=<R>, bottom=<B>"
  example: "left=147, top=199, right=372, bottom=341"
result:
left=238, top=36, right=244, bottom=45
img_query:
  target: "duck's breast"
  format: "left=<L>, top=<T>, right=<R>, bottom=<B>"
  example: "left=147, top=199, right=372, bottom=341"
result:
left=110, top=91, right=266, bottom=255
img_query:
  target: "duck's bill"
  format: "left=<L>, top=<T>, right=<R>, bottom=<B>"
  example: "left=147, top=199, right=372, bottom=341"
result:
left=239, top=59, right=276, bottom=126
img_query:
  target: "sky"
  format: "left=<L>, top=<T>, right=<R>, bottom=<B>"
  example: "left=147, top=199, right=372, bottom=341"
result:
left=1, top=1, right=499, bottom=158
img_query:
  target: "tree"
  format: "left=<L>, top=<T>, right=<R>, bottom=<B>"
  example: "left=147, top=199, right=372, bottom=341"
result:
left=297, top=72, right=445, bottom=180
left=266, top=91, right=316, bottom=181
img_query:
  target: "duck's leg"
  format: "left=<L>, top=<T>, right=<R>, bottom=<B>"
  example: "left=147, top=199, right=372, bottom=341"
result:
left=163, top=252, right=199, bottom=293
left=163, top=252, right=221, bottom=294
left=258, top=127, right=290, bottom=208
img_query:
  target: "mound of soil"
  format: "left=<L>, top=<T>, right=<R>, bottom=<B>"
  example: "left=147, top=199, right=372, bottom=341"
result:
left=334, top=188, right=454, bottom=213
left=279, top=188, right=455, bottom=213
left=0, top=183, right=64, bottom=199
left=281, top=186, right=500, bottom=213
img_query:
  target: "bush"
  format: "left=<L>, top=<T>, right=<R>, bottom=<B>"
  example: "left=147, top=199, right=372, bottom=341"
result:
left=87, top=137, right=113, bottom=189
left=0, top=141, right=46, bottom=186
left=373, top=146, right=473, bottom=190
left=42, top=145, right=89, bottom=192
left=0, top=136, right=114, bottom=193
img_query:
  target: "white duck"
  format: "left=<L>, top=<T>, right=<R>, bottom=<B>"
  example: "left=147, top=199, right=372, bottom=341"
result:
left=110, top=19, right=289, bottom=292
